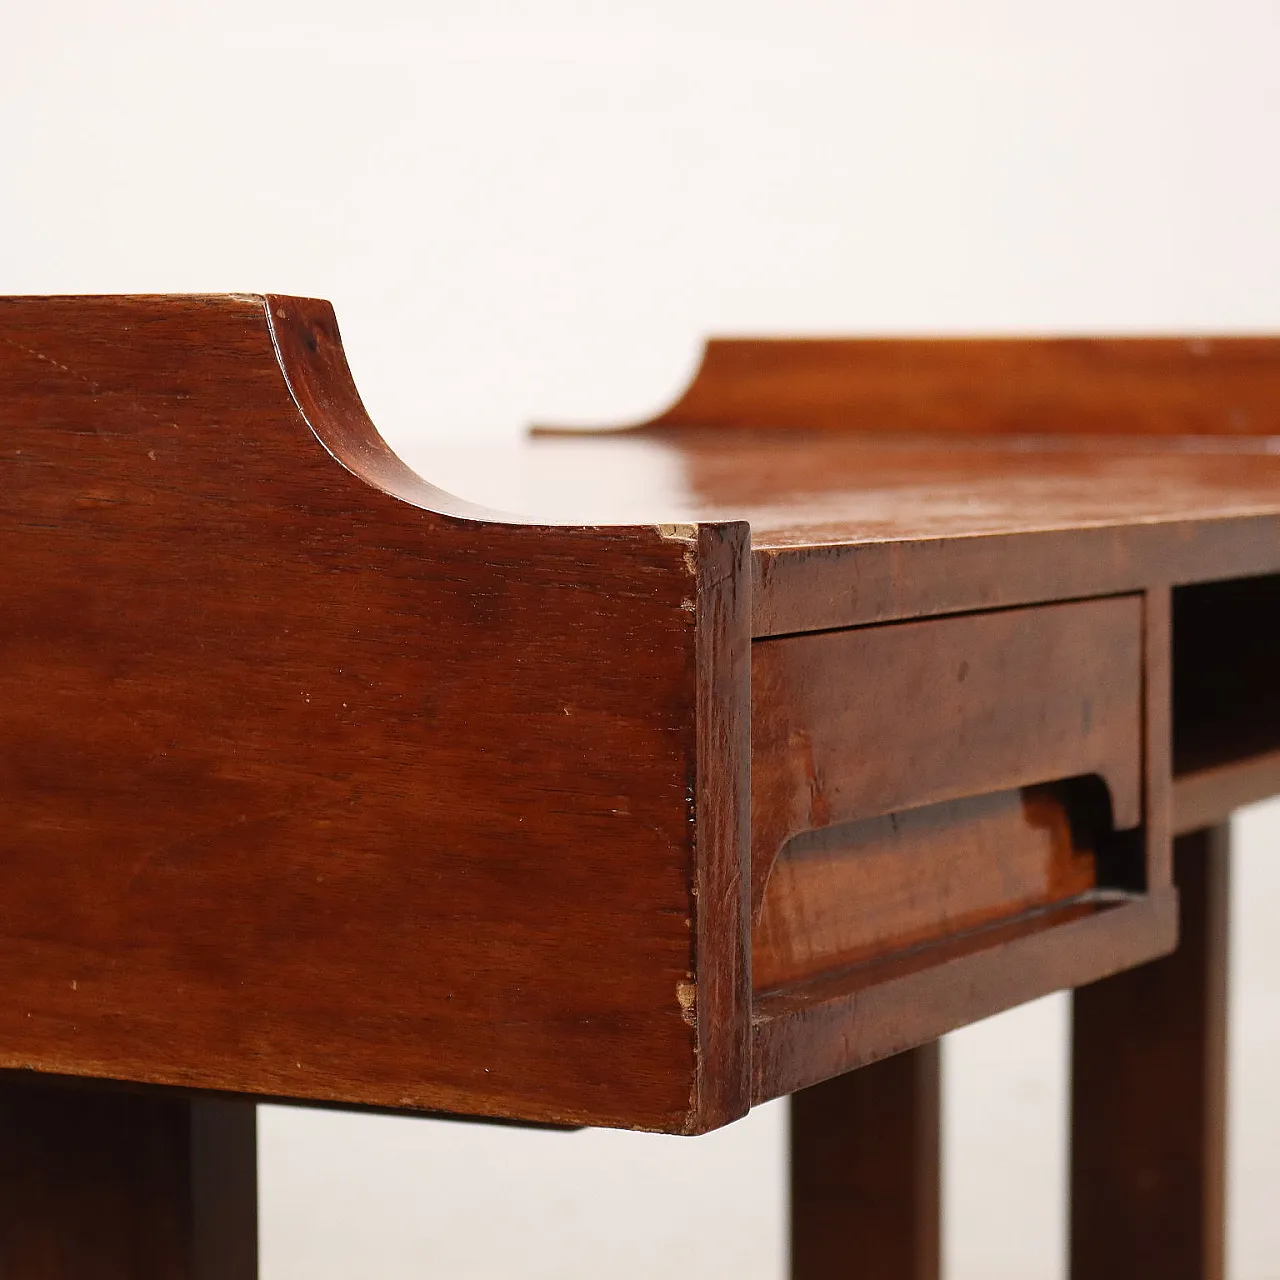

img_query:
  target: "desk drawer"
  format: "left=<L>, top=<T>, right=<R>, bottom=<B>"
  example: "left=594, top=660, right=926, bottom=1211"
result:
left=751, top=598, right=1145, bottom=993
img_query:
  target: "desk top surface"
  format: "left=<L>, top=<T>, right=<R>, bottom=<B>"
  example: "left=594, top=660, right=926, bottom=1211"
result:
left=420, top=427, right=1280, bottom=542
left=411, top=428, right=1280, bottom=635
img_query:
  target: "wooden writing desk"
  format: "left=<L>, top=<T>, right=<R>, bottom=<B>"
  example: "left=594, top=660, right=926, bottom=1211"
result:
left=2, top=294, right=1276, bottom=1277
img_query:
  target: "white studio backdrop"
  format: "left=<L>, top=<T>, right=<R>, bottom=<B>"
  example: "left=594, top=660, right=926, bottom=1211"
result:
left=4, top=3, right=1280, bottom=1276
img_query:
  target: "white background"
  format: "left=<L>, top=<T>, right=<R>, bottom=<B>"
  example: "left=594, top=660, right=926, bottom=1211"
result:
left=4, top=4, right=1280, bottom=1276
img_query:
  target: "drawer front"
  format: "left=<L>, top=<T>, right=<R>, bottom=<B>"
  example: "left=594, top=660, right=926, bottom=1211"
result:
left=750, top=597, right=1144, bottom=991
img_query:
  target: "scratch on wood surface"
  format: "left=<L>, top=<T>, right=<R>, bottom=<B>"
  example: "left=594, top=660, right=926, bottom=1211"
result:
left=0, top=334, right=100, bottom=392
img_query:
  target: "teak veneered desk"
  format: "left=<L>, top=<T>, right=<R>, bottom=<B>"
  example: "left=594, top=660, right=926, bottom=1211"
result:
left=2, top=294, right=1277, bottom=1278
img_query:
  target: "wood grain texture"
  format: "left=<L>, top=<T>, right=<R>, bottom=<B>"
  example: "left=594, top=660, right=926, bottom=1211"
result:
left=790, top=1043, right=940, bottom=1280
left=691, top=521, right=753, bottom=1128
left=755, top=786, right=1099, bottom=991
left=5, top=297, right=1275, bottom=1146
left=1071, top=828, right=1229, bottom=1280
left=0, top=294, right=749, bottom=1133
left=751, top=599, right=1144, bottom=915
left=753, top=890, right=1176, bottom=1103
left=0, top=1076, right=256, bottom=1280
left=642, top=335, right=1280, bottom=435
left=752, top=508, right=1280, bottom=638
left=435, top=428, right=1280, bottom=636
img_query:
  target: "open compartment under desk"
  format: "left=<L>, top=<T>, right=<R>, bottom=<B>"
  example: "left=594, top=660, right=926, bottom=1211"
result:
left=1173, top=572, right=1280, bottom=833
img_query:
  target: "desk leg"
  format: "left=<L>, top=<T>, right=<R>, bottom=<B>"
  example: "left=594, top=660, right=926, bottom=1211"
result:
left=1070, top=825, right=1229, bottom=1280
left=790, top=1043, right=941, bottom=1280
left=0, top=1077, right=258, bottom=1280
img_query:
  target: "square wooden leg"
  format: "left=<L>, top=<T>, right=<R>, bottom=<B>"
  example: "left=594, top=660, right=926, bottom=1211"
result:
left=0, top=1076, right=257, bottom=1280
left=790, top=1043, right=941, bottom=1280
left=1070, top=826, right=1229, bottom=1280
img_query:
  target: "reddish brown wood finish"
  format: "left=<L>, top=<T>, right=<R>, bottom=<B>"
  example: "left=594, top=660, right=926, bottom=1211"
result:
left=754, top=891, right=1176, bottom=1103
left=0, top=295, right=748, bottom=1134
left=599, top=337, right=1280, bottom=629
left=442, top=428, right=1280, bottom=636
left=747, top=588, right=1174, bottom=1101
left=4, top=296, right=1277, bottom=1163
left=1071, top=827, right=1230, bottom=1280
left=791, top=1043, right=940, bottom=1280
left=750, top=599, right=1144, bottom=914
left=644, top=335, right=1280, bottom=436
left=1175, top=749, right=1280, bottom=834
left=0, top=1078, right=256, bottom=1280
left=692, top=521, right=753, bottom=1124
left=752, top=507, right=1280, bottom=638
left=755, top=786, right=1098, bottom=991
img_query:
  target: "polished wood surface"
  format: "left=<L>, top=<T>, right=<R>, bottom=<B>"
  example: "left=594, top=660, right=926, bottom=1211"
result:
left=3, top=295, right=1279, bottom=1276
left=0, top=295, right=748, bottom=1134
left=746, top=589, right=1169, bottom=1089
left=1071, top=827, right=1230, bottom=1280
left=755, top=786, right=1099, bottom=991
left=753, top=890, right=1175, bottom=1103
left=641, top=335, right=1280, bottom=436
left=0, top=1079, right=256, bottom=1280
left=791, top=1043, right=940, bottom=1280
left=428, top=428, right=1280, bottom=635
left=751, top=598, right=1144, bottom=912
left=8, top=294, right=1246, bottom=1133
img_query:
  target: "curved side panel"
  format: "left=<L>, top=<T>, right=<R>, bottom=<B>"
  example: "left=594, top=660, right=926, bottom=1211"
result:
left=0, top=294, right=748, bottom=1133
left=264, top=294, right=510, bottom=522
